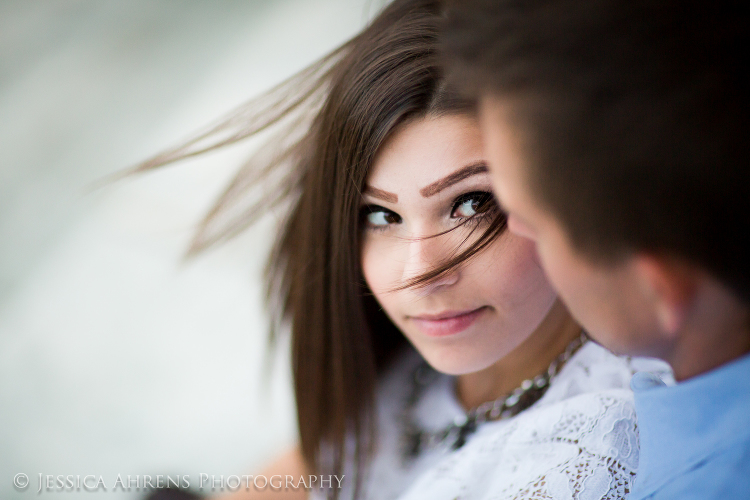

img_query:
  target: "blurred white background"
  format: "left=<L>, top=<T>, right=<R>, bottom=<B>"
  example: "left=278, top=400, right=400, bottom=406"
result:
left=0, top=1, right=377, bottom=498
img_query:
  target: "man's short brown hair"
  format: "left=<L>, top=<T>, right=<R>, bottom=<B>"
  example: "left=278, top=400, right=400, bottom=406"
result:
left=442, top=0, right=749, bottom=301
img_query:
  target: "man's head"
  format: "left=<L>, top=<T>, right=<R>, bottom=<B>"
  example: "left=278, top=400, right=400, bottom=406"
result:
left=442, top=0, right=749, bottom=368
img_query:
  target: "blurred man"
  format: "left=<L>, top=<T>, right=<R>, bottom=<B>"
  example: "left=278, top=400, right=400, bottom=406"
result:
left=443, top=1, right=749, bottom=498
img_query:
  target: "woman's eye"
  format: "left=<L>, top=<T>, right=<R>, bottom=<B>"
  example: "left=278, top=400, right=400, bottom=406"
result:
left=451, top=191, right=495, bottom=219
left=361, top=206, right=402, bottom=229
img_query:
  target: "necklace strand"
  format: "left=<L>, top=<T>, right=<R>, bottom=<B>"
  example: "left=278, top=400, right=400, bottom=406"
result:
left=401, top=332, right=588, bottom=461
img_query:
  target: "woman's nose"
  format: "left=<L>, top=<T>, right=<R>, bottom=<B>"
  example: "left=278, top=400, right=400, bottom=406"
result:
left=402, top=232, right=460, bottom=291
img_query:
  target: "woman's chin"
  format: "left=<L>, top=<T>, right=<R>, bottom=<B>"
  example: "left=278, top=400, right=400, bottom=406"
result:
left=417, top=347, right=499, bottom=376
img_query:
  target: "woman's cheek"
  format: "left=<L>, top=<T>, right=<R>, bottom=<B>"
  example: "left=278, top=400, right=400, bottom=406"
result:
left=361, top=235, right=399, bottom=298
left=483, top=234, right=555, bottom=308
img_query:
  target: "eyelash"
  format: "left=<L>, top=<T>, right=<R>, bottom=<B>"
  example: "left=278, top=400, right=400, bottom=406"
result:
left=451, top=191, right=498, bottom=222
left=360, top=204, right=401, bottom=232
left=359, top=191, right=499, bottom=231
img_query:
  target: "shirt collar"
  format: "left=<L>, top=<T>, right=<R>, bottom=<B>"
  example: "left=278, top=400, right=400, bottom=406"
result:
left=632, top=351, right=750, bottom=495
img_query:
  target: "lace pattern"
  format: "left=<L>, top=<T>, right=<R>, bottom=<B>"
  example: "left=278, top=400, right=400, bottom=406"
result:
left=324, top=343, right=670, bottom=500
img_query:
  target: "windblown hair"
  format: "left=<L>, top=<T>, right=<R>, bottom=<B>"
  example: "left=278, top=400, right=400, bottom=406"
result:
left=442, top=0, right=750, bottom=302
left=135, top=0, right=505, bottom=497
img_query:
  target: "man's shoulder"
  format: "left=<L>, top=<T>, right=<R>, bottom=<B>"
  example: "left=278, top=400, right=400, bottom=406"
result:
left=637, top=434, right=750, bottom=499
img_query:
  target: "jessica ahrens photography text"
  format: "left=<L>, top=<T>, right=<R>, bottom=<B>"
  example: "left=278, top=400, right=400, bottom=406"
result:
left=12, top=473, right=345, bottom=494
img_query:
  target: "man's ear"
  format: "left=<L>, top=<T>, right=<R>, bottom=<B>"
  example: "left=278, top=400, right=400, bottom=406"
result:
left=633, top=254, right=698, bottom=337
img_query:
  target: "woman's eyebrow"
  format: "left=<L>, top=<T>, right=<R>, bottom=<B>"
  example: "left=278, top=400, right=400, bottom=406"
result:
left=363, top=186, right=398, bottom=203
left=420, top=162, right=488, bottom=198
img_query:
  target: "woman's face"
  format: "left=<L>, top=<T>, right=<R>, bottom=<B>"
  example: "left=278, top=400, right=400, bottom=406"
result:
left=360, top=114, right=559, bottom=375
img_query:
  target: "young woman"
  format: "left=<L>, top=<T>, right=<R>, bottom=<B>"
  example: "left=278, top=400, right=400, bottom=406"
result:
left=138, top=1, right=666, bottom=498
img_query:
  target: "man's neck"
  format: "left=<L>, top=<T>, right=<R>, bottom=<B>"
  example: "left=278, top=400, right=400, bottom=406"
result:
left=665, top=281, right=750, bottom=381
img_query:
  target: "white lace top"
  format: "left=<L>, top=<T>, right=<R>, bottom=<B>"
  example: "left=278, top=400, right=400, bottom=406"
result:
left=328, top=342, right=671, bottom=500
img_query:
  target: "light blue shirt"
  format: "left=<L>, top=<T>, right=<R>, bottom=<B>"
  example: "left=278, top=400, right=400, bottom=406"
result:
left=630, top=352, right=750, bottom=499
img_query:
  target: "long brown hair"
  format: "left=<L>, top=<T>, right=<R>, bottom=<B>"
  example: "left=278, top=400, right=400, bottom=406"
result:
left=135, top=0, right=505, bottom=495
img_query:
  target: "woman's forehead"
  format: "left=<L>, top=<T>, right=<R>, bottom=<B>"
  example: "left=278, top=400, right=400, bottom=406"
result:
left=368, top=114, right=486, bottom=193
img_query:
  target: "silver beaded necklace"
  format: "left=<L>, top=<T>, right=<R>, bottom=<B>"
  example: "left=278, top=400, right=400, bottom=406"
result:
left=400, top=332, right=588, bottom=461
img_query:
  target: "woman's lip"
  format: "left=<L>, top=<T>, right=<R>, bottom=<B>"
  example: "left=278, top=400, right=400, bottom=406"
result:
left=411, top=308, right=484, bottom=321
left=409, top=307, right=488, bottom=337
